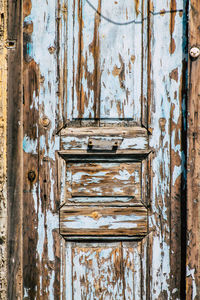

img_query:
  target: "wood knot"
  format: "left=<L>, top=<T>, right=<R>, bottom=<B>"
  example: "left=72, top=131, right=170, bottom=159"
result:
left=28, top=170, right=36, bottom=182
left=91, top=211, right=101, bottom=220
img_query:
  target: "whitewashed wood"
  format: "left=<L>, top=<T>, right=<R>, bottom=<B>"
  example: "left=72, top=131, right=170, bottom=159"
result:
left=149, top=1, right=184, bottom=299
left=64, top=241, right=146, bottom=300
left=60, top=127, right=149, bottom=151
left=64, top=0, right=145, bottom=125
left=60, top=206, right=147, bottom=237
left=99, top=0, right=142, bottom=123
left=21, top=0, right=186, bottom=298
left=66, top=162, right=141, bottom=197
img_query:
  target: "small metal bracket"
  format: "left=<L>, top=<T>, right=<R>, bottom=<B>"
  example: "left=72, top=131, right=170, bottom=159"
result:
left=88, top=138, right=122, bottom=151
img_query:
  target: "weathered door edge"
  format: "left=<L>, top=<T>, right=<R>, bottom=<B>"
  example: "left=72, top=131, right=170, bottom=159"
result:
left=7, top=0, right=23, bottom=299
left=0, top=0, right=8, bottom=298
left=187, top=1, right=200, bottom=298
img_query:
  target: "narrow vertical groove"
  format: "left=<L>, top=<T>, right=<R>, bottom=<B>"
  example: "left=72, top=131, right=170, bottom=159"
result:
left=180, top=3, right=188, bottom=298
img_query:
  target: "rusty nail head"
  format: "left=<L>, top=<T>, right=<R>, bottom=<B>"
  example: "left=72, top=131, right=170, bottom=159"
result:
left=41, top=117, right=50, bottom=127
left=190, top=46, right=200, bottom=59
left=89, top=140, right=93, bottom=145
left=28, top=170, right=36, bottom=182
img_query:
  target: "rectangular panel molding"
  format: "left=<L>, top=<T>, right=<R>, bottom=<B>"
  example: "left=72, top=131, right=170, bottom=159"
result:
left=60, top=206, right=147, bottom=238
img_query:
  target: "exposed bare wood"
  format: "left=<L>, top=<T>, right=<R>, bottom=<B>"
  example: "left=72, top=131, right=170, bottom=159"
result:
left=187, top=0, right=200, bottom=298
left=0, top=0, right=7, bottom=298
left=148, top=1, right=185, bottom=298
left=63, top=241, right=146, bottom=300
left=63, top=0, right=144, bottom=126
left=60, top=205, right=147, bottom=237
left=7, top=0, right=23, bottom=298
left=19, top=0, right=189, bottom=297
left=66, top=162, right=141, bottom=198
left=22, top=0, right=61, bottom=297
left=60, top=126, right=148, bottom=137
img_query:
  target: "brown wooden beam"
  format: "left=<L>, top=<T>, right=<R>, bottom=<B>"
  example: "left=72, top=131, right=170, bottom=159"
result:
left=187, top=1, right=200, bottom=298
left=7, top=0, right=23, bottom=298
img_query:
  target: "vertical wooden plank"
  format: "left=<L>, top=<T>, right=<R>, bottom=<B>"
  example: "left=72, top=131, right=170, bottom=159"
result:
left=7, top=0, right=23, bottom=299
left=79, top=0, right=101, bottom=120
left=149, top=1, right=185, bottom=298
left=169, top=1, right=187, bottom=299
left=23, top=0, right=61, bottom=297
left=187, top=0, right=200, bottom=298
left=0, top=0, right=7, bottom=298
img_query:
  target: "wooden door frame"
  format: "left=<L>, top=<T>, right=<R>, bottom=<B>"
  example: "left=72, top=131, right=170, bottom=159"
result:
left=3, top=0, right=200, bottom=298
left=187, top=0, right=200, bottom=297
left=7, top=0, right=23, bottom=299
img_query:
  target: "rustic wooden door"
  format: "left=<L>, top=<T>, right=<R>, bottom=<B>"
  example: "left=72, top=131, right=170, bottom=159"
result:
left=22, top=0, right=187, bottom=299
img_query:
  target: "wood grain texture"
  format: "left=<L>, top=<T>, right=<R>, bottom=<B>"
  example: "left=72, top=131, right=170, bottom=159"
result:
left=60, top=127, right=149, bottom=151
left=7, top=0, right=23, bottom=299
left=60, top=0, right=146, bottom=126
left=19, top=0, right=189, bottom=298
left=148, top=1, right=185, bottom=298
left=66, top=162, right=141, bottom=198
left=0, top=0, right=7, bottom=298
left=63, top=241, right=148, bottom=300
left=60, top=206, right=147, bottom=237
left=187, top=0, right=200, bottom=298
left=23, top=0, right=61, bottom=298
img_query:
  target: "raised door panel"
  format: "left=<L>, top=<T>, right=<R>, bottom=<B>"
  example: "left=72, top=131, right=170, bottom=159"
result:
left=61, top=239, right=149, bottom=300
left=61, top=0, right=146, bottom=126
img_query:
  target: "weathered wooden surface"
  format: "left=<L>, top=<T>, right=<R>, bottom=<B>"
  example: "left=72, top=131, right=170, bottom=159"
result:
left=60, top=127, right=149, bottom=152
left=62, top=0, right=143, bottom=126
left=0, top=0, right=7, bottom=298
left=66, top=162, right=141, bottom=197
left=23, top=0, right=61, bottom=298
left=187, top=0, right=200, bottom=298
left=62, top=240, right=148, bottom=300
left=148, top=0, right=186, bottom=298
left=18, top=0, right=189, bottom=299
left=60, top=206, right=147, bottom=237
left=7, top=0, right=23, bottom=298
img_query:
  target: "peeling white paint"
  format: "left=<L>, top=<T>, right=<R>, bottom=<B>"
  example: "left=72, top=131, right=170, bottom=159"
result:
left=186, top=266, right=197, bottom=299
left=23, top=135, right=37, bottom=154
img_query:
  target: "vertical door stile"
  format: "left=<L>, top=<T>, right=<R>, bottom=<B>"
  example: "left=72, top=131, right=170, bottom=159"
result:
left=149, top=1, right=186, bottom=298
left=187, top=0, right=200, bottom=298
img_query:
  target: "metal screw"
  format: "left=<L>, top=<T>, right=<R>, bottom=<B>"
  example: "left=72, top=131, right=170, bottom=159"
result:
left=28, top=170, right=36, bottom=182
left=190, top=46, right=200, bottom=59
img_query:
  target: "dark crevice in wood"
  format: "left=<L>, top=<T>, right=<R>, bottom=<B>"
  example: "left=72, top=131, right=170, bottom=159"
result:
left=180, top=2, right=188, bottom=298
